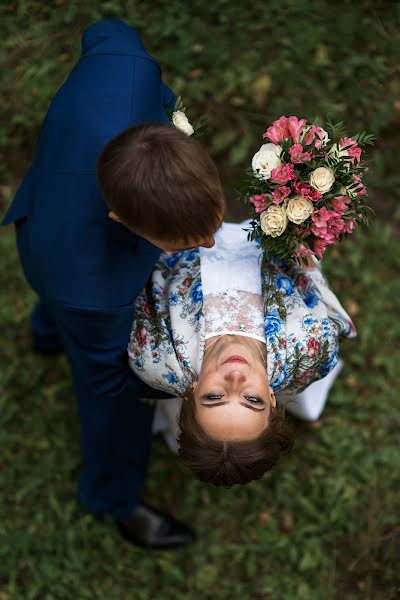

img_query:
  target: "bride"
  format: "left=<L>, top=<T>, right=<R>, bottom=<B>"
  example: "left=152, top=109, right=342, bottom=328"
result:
left=128, top=221, right=355, bottom=486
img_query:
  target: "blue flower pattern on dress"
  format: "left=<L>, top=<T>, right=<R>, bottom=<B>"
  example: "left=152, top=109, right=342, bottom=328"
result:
left=190, top=281, right=203, bottom=304
left=265, top=312, right=283, bottom=336
left=276, top=275, right=295, bottom=296
left=304, top=293, right=319, bottom=308
left=128, top=249, right=356, bottom=396
left=165, top=371, right=179, bottom=385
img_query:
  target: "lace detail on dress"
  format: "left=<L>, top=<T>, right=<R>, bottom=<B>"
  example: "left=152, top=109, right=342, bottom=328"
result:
left=200, top=222, right=266, bottom=343
left=204, top=290, right=266, bottom=343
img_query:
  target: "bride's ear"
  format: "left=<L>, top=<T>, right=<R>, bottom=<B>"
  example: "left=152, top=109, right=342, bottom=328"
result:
left=269, top=387, right=276, bottom=408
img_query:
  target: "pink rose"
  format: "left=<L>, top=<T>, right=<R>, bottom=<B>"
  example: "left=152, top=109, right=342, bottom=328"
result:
left=356, top=184, right=367, bottom=196
left=289, top=144, right=313, bottom=164
left=271, top=163, right=297, bottom=184
left=183, top=276, right=192, bottom=287
left=135, top=326, right=147, bottom=348
left=272, top=186, right=291, bottom=204
left=250, top=193, right=268, bottom=213
left=287, top=116, right=307, bottom=143
left=340, top=137, right=362, bottom=164
left=311, top=206, right=333, bottom=232
left=297, top=245, right=314, bottom=258
left=307, top=338, right=321, bottom=357
left=263, top=116, right=290, bottom=143
left=344, top=217, right=357, bottom=233
left=352, top=174, right=367, bottom=196
left=303, top=126, right=329, bottom=150
left=330, top=196, right=350, bottom=216
left=293, top=180, right=322, bottom=202
left=313, top=237, right=328, bottom=259
left=312, top=206, right=350, bottom=249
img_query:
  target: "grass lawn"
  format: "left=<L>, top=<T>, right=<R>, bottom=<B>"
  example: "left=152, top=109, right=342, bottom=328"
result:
left=1, top=2, right=399, bottom=598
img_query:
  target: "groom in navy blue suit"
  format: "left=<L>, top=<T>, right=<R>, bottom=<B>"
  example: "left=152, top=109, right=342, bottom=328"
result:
left=2, top=19, right=223, bottom=548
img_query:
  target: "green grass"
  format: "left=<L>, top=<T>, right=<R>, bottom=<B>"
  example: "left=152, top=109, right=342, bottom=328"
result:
left=1, top=1, right=400, bottom=598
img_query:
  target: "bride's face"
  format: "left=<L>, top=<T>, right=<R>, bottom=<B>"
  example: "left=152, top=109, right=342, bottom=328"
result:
left=194, top=336, right=276, bottom=441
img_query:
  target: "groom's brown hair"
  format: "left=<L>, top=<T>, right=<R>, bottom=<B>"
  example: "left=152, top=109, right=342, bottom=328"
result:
left=178, top=392, right=294, bottom=486
left=97, top=123, right=225, bottom=243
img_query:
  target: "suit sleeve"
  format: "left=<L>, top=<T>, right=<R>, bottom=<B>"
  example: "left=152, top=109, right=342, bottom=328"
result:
left=130, top=57, right=173, bottom=126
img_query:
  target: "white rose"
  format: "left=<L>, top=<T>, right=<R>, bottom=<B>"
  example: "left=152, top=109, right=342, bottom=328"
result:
left=172, top=110, right=194, bottom=136
left=260, top=205, right=288, bottom=237
left=286, top=196, right=314, bottom=224
left=309, top=166, right=335, bottom=193
left=251, top=143, right=282, bottom=181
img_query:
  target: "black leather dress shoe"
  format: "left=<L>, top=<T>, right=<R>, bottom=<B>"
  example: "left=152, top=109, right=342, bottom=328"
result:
left=116, top=503, right=195, bottom=549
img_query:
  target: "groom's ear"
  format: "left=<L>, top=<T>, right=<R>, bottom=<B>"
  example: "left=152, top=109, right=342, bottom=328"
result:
left=108, top=210, right=123, bottom=223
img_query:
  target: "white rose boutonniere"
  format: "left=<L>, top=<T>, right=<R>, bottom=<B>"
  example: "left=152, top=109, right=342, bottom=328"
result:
left=286, top=196, right=314, bottom=224
left=260, top=205, right=288, bottom=237
left=172, top=110, right=195, bottom=136
left=309, top=166, right=335, bottom=193
left=251, top=143, right=282, bottom=181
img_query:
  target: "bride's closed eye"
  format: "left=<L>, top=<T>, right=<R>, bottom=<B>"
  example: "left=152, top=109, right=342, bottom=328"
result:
left=204, top=394, right=264, bottom=405
left=244, top=395, right=264, bottom=404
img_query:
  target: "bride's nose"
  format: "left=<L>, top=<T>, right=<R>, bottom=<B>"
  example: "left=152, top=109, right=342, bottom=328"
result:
left=224, top=369, right=246, bottom=383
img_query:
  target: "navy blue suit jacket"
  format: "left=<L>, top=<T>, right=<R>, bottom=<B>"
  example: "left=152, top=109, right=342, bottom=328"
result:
left=3, top=18, right=174, bottom=308
left=2, top=19, right=175, bottom=402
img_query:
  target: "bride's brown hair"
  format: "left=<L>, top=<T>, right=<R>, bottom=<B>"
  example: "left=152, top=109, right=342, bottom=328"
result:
left=178, top=386, right=294, bottom=486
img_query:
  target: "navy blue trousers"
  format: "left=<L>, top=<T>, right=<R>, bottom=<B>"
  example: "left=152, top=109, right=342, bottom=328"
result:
left=32, top=300, right=160, bottom=519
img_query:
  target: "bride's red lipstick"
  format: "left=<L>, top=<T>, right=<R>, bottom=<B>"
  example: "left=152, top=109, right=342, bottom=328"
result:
left=223, top=356, right=249, bottom=365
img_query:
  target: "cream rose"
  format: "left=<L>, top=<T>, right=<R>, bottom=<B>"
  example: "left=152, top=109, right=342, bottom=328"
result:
left=172, top=110, right=194, bottom=136
left=251, top=143, right=282, bottom=181
left=260, top=205, right=288, bottom=237
left=309, top=166, right=335, bottom=193
left=286, top=196, right=314, bottom=224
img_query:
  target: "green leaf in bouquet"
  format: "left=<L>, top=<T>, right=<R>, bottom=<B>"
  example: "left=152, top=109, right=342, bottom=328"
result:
left=352, top=131, right=376, bottom=146
left=339, top=141, right=362, bottom=153
left=325, top=120, right=347, bottom=142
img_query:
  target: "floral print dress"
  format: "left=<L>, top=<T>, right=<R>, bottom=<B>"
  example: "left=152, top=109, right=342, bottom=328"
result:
left=128, top=223, right=356, bottom=397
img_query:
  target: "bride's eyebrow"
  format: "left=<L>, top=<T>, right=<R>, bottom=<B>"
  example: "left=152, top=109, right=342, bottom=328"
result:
left=200, top=400, right=265, bottom=412
left=200, top=400, right=227, bottom=407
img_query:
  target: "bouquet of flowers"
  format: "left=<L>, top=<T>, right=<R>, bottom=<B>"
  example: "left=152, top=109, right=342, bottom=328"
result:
left=242, top=116, right=374, bottom=262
